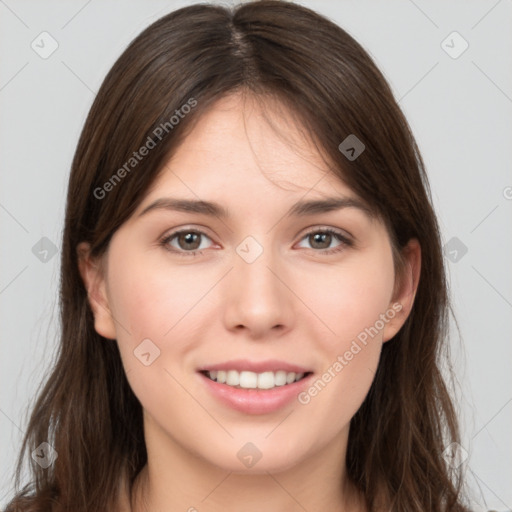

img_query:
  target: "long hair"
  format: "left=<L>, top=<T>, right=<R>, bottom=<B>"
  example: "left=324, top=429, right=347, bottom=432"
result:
left=5, top=2, right=470, bottom=511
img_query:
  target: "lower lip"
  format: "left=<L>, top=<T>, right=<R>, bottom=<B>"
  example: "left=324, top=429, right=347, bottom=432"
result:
left=198, top=372, right=314, bottom=415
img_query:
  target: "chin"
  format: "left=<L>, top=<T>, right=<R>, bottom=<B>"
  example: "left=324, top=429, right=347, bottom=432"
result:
left=202, top=442, right=309, bottom=475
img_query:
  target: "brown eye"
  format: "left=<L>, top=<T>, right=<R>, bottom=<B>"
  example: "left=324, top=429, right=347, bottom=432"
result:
left=177, top=232, right=202, bottom=250
left=308, top=232, right=333, bottom=249
left=161, top=229, right=214, bottom=255
left=296, top=228, right=353, bottom=255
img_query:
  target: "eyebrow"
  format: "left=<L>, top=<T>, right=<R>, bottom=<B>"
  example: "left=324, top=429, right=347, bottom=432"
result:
left=137, top=196, right=374, bottom=219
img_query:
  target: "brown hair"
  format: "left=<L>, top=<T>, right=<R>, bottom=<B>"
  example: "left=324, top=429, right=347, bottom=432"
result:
left=5, top=1, right=470, bottom=511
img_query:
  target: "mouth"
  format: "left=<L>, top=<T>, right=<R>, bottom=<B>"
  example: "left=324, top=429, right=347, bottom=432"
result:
left=197, top=365, right=315, bottom=414
left=199, top=369, right=313, bottom=390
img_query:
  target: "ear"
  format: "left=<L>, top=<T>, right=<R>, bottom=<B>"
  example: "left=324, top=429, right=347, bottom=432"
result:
left=77, top=242, right=117, bottom=340
left=382, top=238, right=421, bottom=343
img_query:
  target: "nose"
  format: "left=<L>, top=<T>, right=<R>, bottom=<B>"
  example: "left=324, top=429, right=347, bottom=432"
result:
left=222, top=244, right=295, bottom=340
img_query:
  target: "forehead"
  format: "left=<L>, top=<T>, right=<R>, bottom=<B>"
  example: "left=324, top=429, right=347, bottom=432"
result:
left=145, top=93, right=360, bottom=202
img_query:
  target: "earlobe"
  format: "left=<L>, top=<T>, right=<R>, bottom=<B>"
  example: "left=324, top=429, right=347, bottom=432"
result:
left=382, top=238, right=421, bottom=343
left=77, top=242, right=117, bottom=340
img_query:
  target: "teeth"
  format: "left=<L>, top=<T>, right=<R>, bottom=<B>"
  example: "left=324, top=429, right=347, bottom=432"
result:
left=226, top=370, right=240, bottom=386
left=257, top=371, right=275, bottom=389
left=204, top=370, right=308, bottom=389
left=274, top=371, right=287, bottom=386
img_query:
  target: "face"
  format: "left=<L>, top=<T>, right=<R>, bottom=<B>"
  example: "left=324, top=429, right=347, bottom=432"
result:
left=79, top=92, right=420, bottom=474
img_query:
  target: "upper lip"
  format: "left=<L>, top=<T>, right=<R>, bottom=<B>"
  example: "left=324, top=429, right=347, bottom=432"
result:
left=198, top=359, right=313, bottom=374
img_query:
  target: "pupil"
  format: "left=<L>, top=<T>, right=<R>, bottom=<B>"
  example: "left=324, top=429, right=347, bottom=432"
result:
left=311, top=233, right=331, bottom=249
left=180, top=232, right=200, bottom=250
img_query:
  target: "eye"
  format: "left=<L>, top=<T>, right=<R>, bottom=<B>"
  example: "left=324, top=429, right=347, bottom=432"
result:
left=159, top=227, right=353, bottom=257
left=160, top=229, right=214, bottom=256
left=296, top=228, right=353, bottom=255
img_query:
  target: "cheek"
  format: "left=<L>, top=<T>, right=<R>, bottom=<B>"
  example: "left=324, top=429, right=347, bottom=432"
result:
left=300, top=248, right=396, bottom=350
left=108, top=251, right=204, bottom=340
left=293, top=248, right=395, bottom=427
left=106, top=254, right=204, bottom=407
left=106, top=252, right=206, bottom=384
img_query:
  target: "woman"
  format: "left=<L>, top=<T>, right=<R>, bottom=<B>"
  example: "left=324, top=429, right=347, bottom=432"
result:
left=5, top=1, right=473, bottom=511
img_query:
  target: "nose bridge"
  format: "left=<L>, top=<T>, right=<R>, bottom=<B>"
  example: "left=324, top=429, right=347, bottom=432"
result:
left=223, top=234, right=294, bottom=336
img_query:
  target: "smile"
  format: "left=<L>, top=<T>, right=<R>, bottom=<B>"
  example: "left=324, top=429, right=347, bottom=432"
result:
left=201, top=369, right=312, bottom=390
left=197, top=361, right=315, bottom=414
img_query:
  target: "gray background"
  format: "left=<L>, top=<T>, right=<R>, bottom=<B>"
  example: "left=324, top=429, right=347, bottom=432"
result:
left=1, top=0, right=511, bottom=510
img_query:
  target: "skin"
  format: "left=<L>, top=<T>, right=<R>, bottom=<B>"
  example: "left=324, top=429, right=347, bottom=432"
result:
left=78, top=92, right=421, bottom=512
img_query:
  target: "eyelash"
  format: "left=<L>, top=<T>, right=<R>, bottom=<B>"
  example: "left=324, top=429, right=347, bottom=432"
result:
left=159, top=227, right=353, bottom=257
